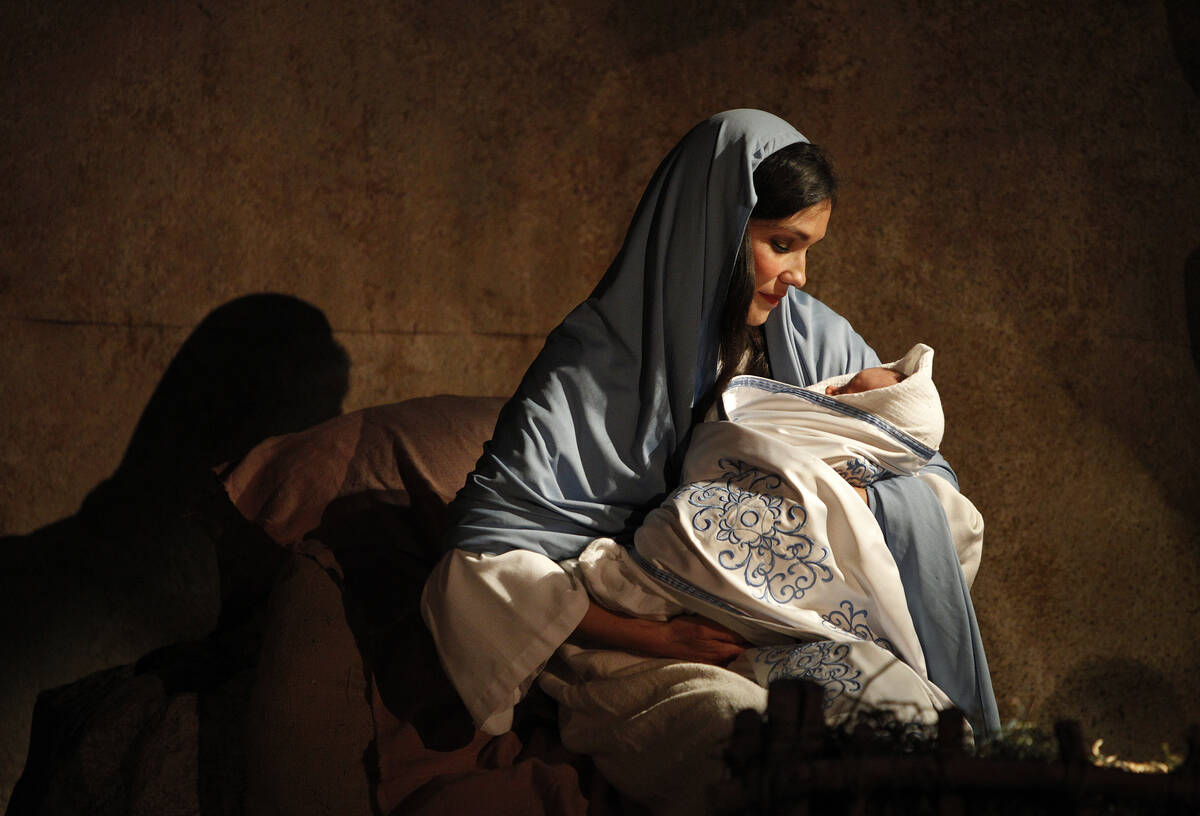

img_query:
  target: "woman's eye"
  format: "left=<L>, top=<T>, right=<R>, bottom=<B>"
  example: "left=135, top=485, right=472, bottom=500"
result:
left=771, top=240, right=790, bottom=253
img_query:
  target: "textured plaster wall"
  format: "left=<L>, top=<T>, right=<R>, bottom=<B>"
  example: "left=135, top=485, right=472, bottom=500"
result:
left=2, top=0, right=1198, bottom=805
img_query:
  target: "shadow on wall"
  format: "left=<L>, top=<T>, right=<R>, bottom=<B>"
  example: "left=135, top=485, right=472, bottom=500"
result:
left=1166, top=1, right=1200, bottom=376
left=1038, top=656, right=1186, bottom=760
left=1188, top=248, right=1200, bottom=374
left=0, top=294, right=349, bottom=810
left=83, top=292, right=351, bottom=530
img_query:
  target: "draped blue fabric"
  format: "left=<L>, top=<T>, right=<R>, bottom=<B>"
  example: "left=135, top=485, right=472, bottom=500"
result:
left=871, top=477, right=1001, bottom=735
left=447, top=110, right=806, bottom=559
left=443, top=109, right=998, bottom=733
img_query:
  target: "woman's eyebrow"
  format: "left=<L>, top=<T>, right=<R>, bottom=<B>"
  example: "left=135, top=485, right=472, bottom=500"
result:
left=781, top=226, right=813, bottom=241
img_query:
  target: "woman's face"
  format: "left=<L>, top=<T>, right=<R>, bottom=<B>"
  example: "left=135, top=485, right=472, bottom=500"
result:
left=745, top=201, right=832, bottom=326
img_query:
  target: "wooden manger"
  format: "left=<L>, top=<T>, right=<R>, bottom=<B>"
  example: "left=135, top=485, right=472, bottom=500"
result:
left=715, top=679, right=1200, bottom=815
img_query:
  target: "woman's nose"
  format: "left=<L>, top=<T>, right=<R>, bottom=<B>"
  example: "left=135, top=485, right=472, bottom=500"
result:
left=780, top=257, right=806, bottom=288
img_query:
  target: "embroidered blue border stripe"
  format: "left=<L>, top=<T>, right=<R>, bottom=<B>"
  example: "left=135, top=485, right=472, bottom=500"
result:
left=628, top=546, right=748, bottom=618
left=727, top=375, right=937, bottom=460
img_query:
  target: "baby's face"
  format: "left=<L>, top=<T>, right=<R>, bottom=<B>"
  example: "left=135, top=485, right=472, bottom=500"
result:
left=825, top=367, right=904, bottom=396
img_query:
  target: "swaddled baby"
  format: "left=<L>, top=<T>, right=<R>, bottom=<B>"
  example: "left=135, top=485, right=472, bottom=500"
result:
left=747, top=340, right=944, bottom=491
left=577, top=343, right=945, bottom=652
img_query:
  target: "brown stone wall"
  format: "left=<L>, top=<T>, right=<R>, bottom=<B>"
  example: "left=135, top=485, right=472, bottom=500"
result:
left=3, top=0, right=1198, bottom=805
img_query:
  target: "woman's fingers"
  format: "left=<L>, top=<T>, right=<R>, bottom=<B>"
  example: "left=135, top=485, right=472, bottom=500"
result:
left=574, top=604, right=752, bottom=664
left=664, top=615, right=751, bottom=663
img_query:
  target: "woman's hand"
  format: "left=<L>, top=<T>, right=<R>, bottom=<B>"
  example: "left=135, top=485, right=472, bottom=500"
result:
left=653, top=615, right=751, bottom=664
left=572, top=602, right=750, bottom=665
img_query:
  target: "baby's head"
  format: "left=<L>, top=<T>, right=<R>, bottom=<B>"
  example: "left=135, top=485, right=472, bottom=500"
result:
left=825, top=366, right=906, bottom=397
left=803, top=343, right=942, bottom=452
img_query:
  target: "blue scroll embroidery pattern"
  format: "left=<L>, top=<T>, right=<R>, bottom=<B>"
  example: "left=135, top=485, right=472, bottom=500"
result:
left=821, top=600, right=896, bottom=654
left=754, top=641, right=862, bottom=710
left=834, top=457, right=885, bottom=487
left=678, top=458, right=832, bottom=604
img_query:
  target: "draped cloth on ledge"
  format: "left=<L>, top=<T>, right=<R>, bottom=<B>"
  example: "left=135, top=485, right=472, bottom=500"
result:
left=422, top=110, right=998, bottom=747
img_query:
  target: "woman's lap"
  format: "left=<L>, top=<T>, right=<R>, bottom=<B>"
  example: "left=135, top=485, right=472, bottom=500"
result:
left=539, top=644, right=766, bottom=814
left=539, top=639, right=949, bottom=814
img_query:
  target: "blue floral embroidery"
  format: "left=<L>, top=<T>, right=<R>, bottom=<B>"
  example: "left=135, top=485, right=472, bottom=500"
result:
left=754, top=641, right=862, bottom=709
left=821, top=600, right=896, bottom=654
left=834, top=457, right=885, bottom=487
left=677, top=458, right=832, bottom=604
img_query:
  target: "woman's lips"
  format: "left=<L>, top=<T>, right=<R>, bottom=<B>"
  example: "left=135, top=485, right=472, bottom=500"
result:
left=758, top=292, right=782, bottom=307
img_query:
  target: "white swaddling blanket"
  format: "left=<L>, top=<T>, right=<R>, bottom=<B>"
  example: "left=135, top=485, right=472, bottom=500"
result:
left=580, top=344, right=951, bottom=704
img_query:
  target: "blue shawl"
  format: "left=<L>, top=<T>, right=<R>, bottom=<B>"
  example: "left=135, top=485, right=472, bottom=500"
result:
left=445, top=109, right=998, bottom=734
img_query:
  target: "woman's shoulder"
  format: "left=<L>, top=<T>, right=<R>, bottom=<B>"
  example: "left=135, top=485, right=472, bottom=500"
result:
left=768, top=292, right=881, bottom=384
left=788, top=290, right=855, bottom=328
left=789, top=291, right=873, bottom=349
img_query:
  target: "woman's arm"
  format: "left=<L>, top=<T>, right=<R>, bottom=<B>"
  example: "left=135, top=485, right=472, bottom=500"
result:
left=573, top=489, right=869, bottom=664
left=572, top=601, right=750, bottom=665
left=423, top=548, right=591, bottom=733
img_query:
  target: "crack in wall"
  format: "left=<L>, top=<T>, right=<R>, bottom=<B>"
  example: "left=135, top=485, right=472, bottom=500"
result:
left=0, top=314, right=541, bottom=340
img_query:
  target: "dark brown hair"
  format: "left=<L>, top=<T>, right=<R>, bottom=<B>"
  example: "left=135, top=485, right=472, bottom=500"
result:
left=699, top=141, right=837, bottom=419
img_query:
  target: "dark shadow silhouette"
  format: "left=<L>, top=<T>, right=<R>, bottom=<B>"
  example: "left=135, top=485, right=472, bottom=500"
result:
left=1039, top=656, right=1186, bottom=760
left=1168, top=1, right=1200, bottom=375
left=1187, top=247, right=1200, bottom=375
left=79, top=293, right=351, bottom=538
left=1, top=294, right=349, bottom=813
left=310, top=492, right=478, bottom=755
left=1165, top=0, right=1200, bottom=98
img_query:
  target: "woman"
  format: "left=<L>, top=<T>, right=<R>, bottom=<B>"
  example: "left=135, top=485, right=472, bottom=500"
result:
left=422, top=110, right=997, bottom=810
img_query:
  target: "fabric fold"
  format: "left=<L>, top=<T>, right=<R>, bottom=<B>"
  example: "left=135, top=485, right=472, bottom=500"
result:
left=870, top=475, right=1000, bottom=735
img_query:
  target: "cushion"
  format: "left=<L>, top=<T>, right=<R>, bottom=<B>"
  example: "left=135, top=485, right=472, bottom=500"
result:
left=222, top=395, right=506, bottom=548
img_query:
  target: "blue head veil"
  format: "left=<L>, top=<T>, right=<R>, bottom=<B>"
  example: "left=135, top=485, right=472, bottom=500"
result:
left=446, top=110, right=877, bottom=559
